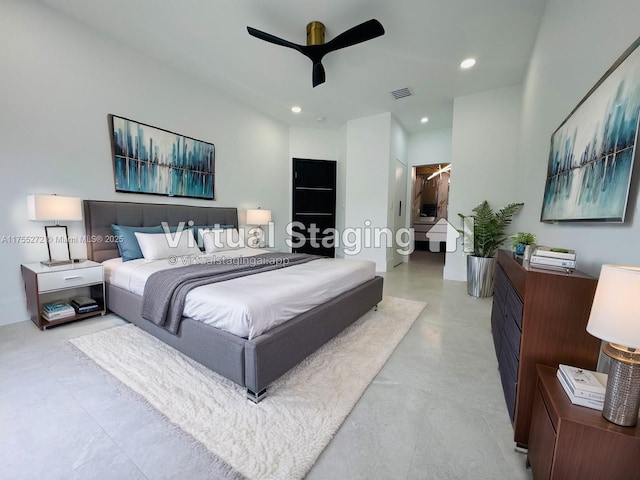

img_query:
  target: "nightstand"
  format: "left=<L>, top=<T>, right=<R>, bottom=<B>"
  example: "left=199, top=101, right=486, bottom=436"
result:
left=527, top=365, right=640, bottom=479
left=21, top=261, right=106, bottom=330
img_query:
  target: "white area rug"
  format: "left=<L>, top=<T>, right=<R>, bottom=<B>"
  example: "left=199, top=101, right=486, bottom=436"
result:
left=70, top=295, right=426, bottom=480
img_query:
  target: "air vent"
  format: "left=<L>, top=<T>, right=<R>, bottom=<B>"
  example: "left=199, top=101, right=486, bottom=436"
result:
left=390, top=87, right=413, bottom=100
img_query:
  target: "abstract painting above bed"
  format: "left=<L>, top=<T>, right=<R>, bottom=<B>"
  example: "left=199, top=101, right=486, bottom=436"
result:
left=108, top=114, right=215, bottom=200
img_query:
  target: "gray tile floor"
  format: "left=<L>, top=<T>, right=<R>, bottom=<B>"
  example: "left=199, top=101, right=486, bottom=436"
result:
left=0, top=252, right=533, bottom=479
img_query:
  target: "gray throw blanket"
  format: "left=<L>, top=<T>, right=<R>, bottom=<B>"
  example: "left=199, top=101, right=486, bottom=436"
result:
left=142, top=252, right=319, bottom=334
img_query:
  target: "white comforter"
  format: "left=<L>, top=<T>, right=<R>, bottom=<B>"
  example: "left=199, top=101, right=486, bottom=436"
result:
left=103, top=248, right=376, bottom=339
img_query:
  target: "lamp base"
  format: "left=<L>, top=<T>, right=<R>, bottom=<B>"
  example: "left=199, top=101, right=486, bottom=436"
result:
left=40, top=259, right=73, bottom=267
left=602, top=343, right=640, bottom=427
left=247, top=226, right=265, bottom=248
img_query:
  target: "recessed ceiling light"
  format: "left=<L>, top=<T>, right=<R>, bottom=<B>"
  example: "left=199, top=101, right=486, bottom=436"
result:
left=421, top=117, right=429, bottom=124
left=460, top=58, right=476, bottom=69
left=291, top=105, right=302, bottom=113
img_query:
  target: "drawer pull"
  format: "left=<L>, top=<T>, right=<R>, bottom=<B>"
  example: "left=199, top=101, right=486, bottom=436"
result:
left=63, top=275, right=82, bottom=280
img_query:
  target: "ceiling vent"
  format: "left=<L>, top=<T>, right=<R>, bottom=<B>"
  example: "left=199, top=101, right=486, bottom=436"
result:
left=390, top=87, right=413, bottom=100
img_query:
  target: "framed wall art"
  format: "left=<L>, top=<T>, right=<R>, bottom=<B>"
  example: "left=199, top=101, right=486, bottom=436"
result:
left=109, top=115, right=215, bottom=200
left=540, top=37, right=640, bottom=222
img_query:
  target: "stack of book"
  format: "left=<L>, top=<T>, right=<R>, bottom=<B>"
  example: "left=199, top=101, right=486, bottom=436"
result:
left=530, top=246, right=577, bottom=270
left=70, top=296, right=100, bottom=314
left=556, top=364, right=607, bottom=410
left=42, top=301, right=75, bottom=321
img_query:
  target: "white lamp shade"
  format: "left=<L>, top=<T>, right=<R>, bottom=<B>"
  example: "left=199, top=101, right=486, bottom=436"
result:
left=587, top=264, right=640, bottom=349
left=246, top=209, right=271, bottom=225
left=27, top=195, right=82, bottom=222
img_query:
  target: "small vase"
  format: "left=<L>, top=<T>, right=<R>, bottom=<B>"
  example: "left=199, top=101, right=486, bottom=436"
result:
left=515, top=243, right=525, bottom=255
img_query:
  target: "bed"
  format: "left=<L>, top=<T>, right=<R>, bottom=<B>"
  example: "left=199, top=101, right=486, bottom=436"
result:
left=83, top=200, right=384, bottom=401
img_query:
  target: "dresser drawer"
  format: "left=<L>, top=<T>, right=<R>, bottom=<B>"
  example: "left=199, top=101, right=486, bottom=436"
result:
left=506, top=287, right=524, bottom=329
left=37, top=266, right=103, bottom=293
left=502, top=312, right=522, bottom=360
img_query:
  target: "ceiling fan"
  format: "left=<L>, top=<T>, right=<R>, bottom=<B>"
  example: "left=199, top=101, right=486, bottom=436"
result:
left=247, top=19, right=385, bottom=88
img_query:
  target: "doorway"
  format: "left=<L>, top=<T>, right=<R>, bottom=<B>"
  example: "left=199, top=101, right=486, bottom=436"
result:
left=411, top=164, right=450, bottom=255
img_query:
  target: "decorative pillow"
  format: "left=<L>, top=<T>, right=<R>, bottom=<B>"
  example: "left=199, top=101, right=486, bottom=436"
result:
left=190, top=224, right=235, bottom=250
left=200, top=228, right=242, bottom=254
left=134, top=230, right=202, bottom=261
left=111, top=224, right=164, bottom=262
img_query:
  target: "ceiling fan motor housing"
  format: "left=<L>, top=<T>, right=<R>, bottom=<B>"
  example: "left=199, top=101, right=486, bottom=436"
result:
left=306, top=21, right=325, bottom=45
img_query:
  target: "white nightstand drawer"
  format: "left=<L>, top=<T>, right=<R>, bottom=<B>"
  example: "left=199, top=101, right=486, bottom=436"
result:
left=37, top=266, right=103, bottom=293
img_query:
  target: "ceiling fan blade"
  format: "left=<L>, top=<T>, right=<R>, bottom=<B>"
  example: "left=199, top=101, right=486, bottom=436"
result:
left=322, top=19, right=385, bottom=54
left=247, top=26, right=303, bottom=53
left=247, top=20, right=384, bottom=88
left=312, top=62, right=326, bottom=87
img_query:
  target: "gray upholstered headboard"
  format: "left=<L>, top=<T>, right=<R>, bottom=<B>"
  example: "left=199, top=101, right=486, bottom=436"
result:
left=83, top=200, right=238, bottom=263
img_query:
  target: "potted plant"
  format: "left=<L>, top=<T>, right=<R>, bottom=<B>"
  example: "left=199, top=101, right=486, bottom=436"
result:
left=512, top=232, right=536, bottom=256
left=458, top=200, right=524, bottom=297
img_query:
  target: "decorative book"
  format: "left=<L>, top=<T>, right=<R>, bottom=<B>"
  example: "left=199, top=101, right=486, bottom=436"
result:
left=42, top=301, right=75, bottom=320
left=533, top=246, right=576, bottom=260
left=42, top=301, right=73, bottom=312
left=556, top=369, right=604, bottom=410
left=558, top=364, right=607, bottom=393
left=70, top=296, right=100, bottom=314
left=70, top=296, right=98, bottom=307
left=530, top=255, right=577, bottom=268
left=557, top=366, right=606, bottom=401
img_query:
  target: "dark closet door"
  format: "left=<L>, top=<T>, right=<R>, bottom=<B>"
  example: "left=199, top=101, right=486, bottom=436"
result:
left=292, top=158, right=336, bottom=257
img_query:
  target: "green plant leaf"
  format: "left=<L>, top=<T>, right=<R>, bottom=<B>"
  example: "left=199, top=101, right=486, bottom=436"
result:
left=459, top=201, right=524, bottom=257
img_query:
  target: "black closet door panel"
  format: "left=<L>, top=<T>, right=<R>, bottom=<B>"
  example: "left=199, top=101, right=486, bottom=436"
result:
left=292, top=158, right=336, bottom=259
left=294, top=190, right=335, bottom=213
left=290, top=216, right=335, bottom=233
left=294, top=161, right=336, bottom=188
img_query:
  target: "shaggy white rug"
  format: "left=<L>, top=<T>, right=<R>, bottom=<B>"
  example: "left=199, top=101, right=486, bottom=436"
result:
left=70, top=295, right=426, bottom=480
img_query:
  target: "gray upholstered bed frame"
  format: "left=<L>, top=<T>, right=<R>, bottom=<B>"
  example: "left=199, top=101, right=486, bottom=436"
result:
left=83, top=200, right=383, bottom=401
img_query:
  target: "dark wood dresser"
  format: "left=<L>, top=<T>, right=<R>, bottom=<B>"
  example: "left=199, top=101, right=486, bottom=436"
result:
left=528, top=365, right=640, bottom=479
left=491, top=249, right=601, bottom=447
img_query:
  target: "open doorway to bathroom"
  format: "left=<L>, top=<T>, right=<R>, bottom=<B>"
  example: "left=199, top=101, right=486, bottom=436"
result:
left=411, top=164, right=450, bottom=262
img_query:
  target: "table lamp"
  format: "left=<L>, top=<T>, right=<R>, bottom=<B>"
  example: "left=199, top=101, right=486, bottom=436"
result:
left=246, top=208, right=271, bottom=248
left=586, top=264, right=640, bottom=426
left=27, top=194, right=83, bottom=266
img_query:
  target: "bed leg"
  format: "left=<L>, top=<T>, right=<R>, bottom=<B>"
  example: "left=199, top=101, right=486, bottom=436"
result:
left=246, top=388, right=267, bottom=403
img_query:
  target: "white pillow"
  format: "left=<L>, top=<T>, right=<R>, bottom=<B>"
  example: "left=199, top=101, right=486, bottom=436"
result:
left=199, top=228, right=242, bottom=254
left=134, top=230, right=202, bottom=261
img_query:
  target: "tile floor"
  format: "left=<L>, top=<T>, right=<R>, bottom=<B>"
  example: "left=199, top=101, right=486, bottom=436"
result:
left=0, top=252, right=533, bottom=479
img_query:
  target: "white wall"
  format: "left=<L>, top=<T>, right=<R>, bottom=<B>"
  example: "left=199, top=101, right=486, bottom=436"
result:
left=344, top=113, right=392, bottom=270
left=407, top=128, right=453, bottom=168
left=444, top=85, right=523, bottom=281
left=515, top=0, right=640, bottom=277
left=0, top=1, right=290, bottom=326
left=388, top=116, right=409, bottom=266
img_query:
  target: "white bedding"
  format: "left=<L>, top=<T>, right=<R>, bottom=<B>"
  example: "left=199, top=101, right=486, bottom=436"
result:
left=103, top=248, right=376, bottom=339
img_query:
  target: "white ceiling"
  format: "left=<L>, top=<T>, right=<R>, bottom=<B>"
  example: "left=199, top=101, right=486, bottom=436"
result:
left=38, top=0, right=547, bottom=133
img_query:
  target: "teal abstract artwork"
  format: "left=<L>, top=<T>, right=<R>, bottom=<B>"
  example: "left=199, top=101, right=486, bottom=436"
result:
left=109, top=115, right=215, bottom=200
